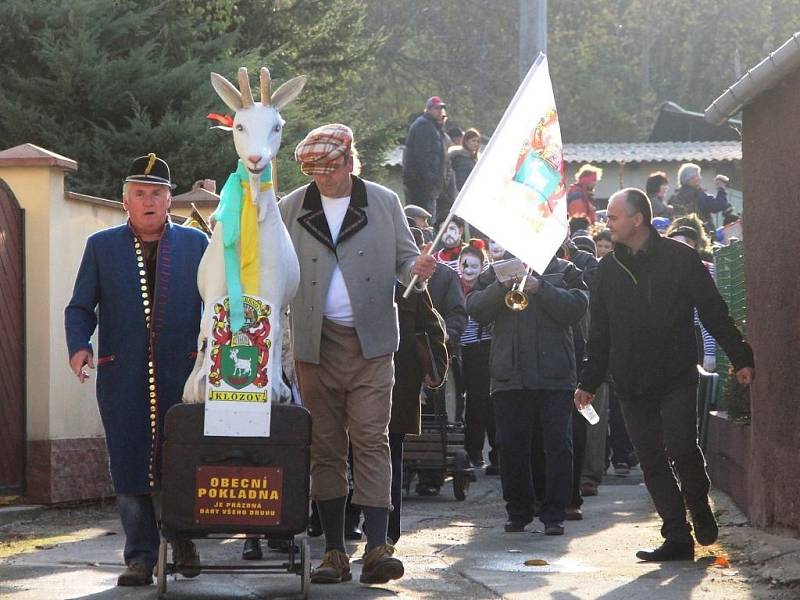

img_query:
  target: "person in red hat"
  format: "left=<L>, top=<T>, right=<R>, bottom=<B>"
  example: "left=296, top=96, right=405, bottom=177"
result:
left=567, top=164, right=603, bottom=224
left=402, top=96, right=449, bottom=219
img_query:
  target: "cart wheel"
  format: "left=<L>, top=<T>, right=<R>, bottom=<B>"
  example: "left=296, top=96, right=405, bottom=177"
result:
left=156, top=537, right=168, bottom=597
left=300, top=538, right=311, bottom=599
left=453, top=472, right=470, bottom=501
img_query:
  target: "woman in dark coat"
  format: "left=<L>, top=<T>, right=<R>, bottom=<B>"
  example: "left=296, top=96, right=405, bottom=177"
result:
left=388, top=275, right=448, bottom=543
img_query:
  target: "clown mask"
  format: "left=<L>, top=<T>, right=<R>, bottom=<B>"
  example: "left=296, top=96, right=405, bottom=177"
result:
left=460, top=254, right=482, bottom=284
left=488, top=240, right=506, bottom=261
left=442, top=222, right=462, bottom=249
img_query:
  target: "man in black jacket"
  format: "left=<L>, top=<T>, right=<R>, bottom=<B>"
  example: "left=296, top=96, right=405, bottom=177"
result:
left=402, top=96, right=448, bottom=217
left=575, top=188, right=755, bottom=562
left=468, top=255, right=588, bottom=535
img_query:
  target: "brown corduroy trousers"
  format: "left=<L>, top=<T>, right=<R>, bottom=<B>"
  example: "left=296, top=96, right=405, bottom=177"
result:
left=295, top=319, right=394, bottom=508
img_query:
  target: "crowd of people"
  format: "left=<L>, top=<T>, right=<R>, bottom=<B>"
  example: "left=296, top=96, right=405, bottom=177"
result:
left=399, top=94, right=754, bottom=561
left=64, top=93, right=754, bottom=589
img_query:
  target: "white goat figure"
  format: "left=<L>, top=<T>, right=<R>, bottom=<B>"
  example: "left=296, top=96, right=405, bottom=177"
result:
left=183, top=66, right=305, bottom=404
left=229, top=349, right=252, bottom=377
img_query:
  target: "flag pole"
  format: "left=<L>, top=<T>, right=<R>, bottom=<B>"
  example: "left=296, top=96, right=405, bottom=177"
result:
left=403, top=53, right=550, bottom=299
left=402, top=212, right=455, bottom=299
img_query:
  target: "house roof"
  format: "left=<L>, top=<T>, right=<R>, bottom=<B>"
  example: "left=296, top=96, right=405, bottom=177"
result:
left=705, top=32, right=800, bottom=125
left=384, top=141, right=741, bottom=167
left=0, top=143, right=78, bottom=172
left=562, top=141, right=741, bottom=164
left=648, top=101, right=740, bottom=142
left=172, top=187, right=220, bottom=207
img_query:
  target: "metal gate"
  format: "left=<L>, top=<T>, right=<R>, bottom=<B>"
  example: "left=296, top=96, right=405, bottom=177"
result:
left=0, top=178, right=25, bottom=495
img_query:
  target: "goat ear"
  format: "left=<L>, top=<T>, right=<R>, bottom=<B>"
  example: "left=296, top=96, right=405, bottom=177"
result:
left=270, top=75, right=307, bottom=111
left=210, top=72, right=244, bottom=112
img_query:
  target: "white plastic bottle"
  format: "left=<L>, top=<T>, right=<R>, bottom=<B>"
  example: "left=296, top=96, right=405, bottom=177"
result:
left=578, top=403, right=600, bottom=425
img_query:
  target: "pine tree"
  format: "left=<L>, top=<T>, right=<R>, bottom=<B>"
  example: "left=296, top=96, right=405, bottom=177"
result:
left=0, top=0, right=389, bottom=198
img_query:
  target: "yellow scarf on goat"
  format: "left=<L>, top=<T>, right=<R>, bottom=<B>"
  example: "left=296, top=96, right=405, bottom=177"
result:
left=239, top=178, right=273, bottom=295
left=214, top=159, right=274, bottom=333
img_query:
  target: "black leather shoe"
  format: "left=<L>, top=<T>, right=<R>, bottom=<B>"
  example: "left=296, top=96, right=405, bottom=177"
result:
left=242, top=538, right=263, bottom=560
left=416, top=484, right=440, bottom=497
left=544, top=522, right=565, bottom=536
left=172, top=540, right=201, bottom=577
left=485, top=463, right=500, bottom=476
left=690, top=502, right=719, bottom=546
left=504, top=520, right=528, bottom=532
left=344, top=525, right=363, bottom=540
left=636, top=540, right=694, bottom=562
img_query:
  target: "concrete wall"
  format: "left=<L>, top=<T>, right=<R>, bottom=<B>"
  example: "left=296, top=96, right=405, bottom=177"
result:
left=740, top=67, right=800, bottom=532
left=0, top=157, right=125, bottom=502
left=51, top=195, right=126, bottom=440
left=0, top=167, right=125, bottom=443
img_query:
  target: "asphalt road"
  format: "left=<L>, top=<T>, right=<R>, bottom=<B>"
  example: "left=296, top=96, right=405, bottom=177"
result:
left=0, top=467, right=792, bottom=599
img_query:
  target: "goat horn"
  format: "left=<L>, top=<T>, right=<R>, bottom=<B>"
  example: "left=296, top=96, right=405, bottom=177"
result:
left=260, top=67, right=272, bottom=105
left=237, top=67, right=254, bottom=108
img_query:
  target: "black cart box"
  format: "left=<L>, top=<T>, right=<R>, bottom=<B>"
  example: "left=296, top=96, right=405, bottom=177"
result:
left=160, top=403, right=310, bottom=540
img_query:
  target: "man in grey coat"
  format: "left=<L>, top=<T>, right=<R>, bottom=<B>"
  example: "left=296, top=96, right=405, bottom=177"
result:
left=280, top=123, right=436, bottom=586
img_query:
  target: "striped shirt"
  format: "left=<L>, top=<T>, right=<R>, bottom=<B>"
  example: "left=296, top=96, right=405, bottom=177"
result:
left=696, top=261, right=717, bottom=358
left=461, top=316, right=492, bottom=345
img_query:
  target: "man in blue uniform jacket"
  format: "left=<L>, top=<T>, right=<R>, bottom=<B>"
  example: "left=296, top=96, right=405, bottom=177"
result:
left=65, top=154, right=208, bottom=586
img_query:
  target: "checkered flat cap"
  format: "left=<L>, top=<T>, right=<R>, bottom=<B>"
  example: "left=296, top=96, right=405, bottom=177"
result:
left=295, top=123, right=353, bottom=176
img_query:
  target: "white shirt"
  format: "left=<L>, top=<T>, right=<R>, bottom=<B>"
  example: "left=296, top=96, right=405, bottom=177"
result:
left=321, top=194, right=354, bottom=326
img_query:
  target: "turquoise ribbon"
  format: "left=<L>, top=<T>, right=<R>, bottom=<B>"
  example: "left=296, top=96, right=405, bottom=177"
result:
left=212, top=160, right=272, bottom=332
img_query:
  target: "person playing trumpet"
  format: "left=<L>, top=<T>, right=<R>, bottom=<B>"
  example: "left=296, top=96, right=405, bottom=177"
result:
left=466, top=250, right=588, bottom=536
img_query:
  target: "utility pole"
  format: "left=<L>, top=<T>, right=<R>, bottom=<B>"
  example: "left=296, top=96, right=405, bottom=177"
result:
left=519, top=0, right=547, bottom=80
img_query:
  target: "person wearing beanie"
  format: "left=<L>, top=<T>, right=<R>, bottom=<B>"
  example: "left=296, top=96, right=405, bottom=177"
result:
left=668, top=214, right=714, bottom=261
left=447, top=126, right=464, bottom=147
left=668, top=163, right=731, bottom=230
left=572, top=235, right=597, bottom=256
left=667, top=226, right=700, bottom=245
left=281, top=123, right=437, bottom=586
left=646, top=171, right=673, bottom=218
left=652, top=217, right=672, bottom=235
left=567, top=164, right=603, bottom=224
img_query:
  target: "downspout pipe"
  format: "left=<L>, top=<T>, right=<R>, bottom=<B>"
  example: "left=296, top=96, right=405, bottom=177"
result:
left=704, top=32, right=800, bottom=125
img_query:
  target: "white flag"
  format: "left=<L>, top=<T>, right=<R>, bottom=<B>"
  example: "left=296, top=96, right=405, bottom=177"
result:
left=452, top=54, right=567, bottom=275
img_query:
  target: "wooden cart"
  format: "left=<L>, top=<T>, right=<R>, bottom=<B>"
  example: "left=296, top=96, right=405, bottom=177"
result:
left=157, top=402, right=312, bottom=598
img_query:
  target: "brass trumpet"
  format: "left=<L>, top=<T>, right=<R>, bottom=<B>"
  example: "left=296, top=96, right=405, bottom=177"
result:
left=183, top=202, right=213, bottom=236
left=504, top=272, right=529, bottom=311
